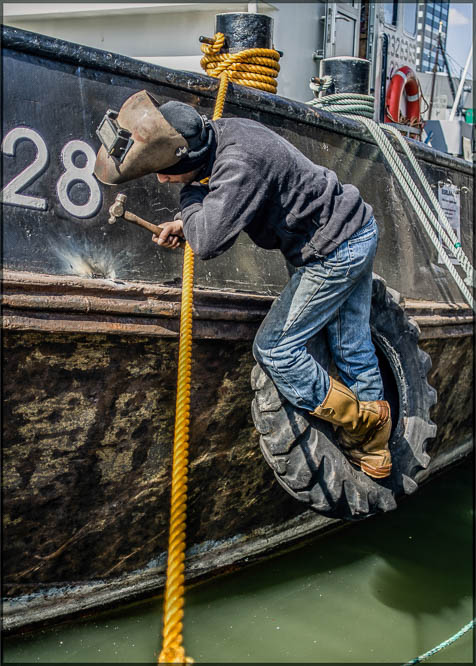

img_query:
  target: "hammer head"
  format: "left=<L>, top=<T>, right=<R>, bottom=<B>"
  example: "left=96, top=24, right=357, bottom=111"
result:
left=108, top=193, right=128, bottom=224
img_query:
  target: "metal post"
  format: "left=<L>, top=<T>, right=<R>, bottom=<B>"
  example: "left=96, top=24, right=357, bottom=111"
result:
left=215, top=12, right=273, bottom=52
left=319, top=57, right=371, bottom=96
left=379, top=33, right=389, bottom=122
left=428, top=39, right=441, bottom=120
left=438, top=26, right=457, bottom=105
left=449, top=46, right=473, bottom=121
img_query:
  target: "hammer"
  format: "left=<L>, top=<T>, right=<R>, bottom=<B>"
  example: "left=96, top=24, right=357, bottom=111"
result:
left=108, top=193, right=185, bottom=247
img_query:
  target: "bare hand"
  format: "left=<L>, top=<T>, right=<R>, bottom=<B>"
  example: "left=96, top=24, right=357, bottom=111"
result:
left=152, top=220, right=184, bottom=250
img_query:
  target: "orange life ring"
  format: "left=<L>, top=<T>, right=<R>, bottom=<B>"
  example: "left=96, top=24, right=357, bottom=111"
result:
left=384, top=66, right=421, bottom=126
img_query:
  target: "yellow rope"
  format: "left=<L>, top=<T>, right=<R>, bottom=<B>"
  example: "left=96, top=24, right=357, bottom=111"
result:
left=211, top=71, right=231, bottom=122
left=200, top=32, right=280, bottom=94
left=158, top=31, right=280, bottom=665
left=157, top=241, right=194, bottom=665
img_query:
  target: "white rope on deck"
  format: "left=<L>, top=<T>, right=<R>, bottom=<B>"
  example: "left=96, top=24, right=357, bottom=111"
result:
left=307, top=82, right=474, bottom=310
left=348, top=115, right=474, bottom=309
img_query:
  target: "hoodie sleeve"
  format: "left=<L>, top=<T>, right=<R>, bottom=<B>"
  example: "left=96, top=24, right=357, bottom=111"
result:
left=179, top=154, right=270, bottom=260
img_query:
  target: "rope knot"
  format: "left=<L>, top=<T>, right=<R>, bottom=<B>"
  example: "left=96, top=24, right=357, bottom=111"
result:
left=200, top=32, right=281, bottom=95
left=309, top=75, right=333, bottom=96
left=200, top=32, right=226, bottom=55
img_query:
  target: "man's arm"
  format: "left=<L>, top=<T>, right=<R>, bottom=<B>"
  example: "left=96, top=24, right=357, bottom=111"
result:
left=180, top=155, right=270, bottom=260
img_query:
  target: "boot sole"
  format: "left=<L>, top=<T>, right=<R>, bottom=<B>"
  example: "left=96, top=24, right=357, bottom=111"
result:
left=340, top=449, right=392, bottom=478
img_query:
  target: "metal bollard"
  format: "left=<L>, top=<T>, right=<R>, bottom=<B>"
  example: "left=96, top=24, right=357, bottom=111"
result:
left=215, top=12, right=275, bottom=53
left=319, top=57, right=371, bottom=96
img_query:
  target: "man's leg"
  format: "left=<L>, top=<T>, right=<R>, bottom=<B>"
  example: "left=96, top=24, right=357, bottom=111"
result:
left=309, top=218, right=392, bottom=478
left=253, top=243, right=362, bottom=412
left=253, top=216, right=392, bottom=478
left=325, top=262, right=384, bottom=402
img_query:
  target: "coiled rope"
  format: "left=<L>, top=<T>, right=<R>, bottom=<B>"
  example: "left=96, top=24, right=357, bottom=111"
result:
left=200, top=32, right=281, bottom=94
left=402, top=618, right=475, bottom=665
left=157, top=32, right=280, bottom=665
left=308, top=76, right=374, bottom=117
left=307, top=80, right=474, bottom=310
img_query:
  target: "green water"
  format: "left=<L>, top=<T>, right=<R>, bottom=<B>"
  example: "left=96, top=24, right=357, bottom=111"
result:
left=4, top=463, right=474, bottom=664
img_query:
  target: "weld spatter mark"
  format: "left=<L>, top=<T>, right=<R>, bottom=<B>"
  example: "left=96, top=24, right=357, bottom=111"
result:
left=51, top=237, right=129, bottom=280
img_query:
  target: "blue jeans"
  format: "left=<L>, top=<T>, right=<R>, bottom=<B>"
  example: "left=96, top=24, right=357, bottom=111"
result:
left=253, top=216, right=384, bottom=410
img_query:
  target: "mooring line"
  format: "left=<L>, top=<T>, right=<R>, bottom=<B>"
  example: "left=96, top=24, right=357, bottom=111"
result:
left=157, top=31, right=281, bottom=664
left=402, top=618, right=475, bottom=665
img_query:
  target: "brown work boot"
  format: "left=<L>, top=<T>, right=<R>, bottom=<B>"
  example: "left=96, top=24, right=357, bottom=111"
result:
left=310, top=377, right=392, bottom=479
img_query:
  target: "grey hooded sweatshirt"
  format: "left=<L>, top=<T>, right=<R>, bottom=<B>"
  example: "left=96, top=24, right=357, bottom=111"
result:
left=180, top=117, right=372, bottom=266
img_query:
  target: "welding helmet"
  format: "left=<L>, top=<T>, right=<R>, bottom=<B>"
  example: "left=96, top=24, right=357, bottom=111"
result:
left=94, top=91, right=212, bottom=185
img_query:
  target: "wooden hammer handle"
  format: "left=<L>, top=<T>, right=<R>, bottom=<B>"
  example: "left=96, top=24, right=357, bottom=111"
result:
left=123, top=211, right=185, bottom=245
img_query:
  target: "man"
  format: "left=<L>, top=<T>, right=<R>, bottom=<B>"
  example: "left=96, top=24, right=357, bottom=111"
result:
left=95, top=90, right=392, bottom=480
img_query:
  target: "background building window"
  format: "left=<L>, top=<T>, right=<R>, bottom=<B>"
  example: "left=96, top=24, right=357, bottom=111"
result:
left=383, top=1, right=398, bottom=26
left=403, top=2, right=417, bottom=35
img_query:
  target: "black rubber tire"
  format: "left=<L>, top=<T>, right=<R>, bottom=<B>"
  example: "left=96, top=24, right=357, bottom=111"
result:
left=251, top=275, right=437, bottom=520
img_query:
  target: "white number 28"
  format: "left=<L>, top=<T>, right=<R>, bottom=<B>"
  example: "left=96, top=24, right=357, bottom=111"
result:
left=1, top=126, right=102, bottom=219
